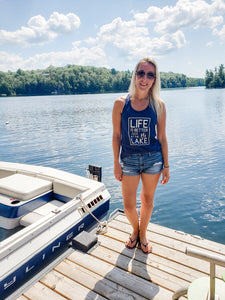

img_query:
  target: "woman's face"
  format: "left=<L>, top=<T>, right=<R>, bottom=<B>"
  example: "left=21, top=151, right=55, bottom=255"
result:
left=135, top=62, right=156, bottom=93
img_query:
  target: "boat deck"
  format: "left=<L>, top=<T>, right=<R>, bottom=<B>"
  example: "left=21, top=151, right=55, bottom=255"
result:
left=17, top=212, right=225, bottom=300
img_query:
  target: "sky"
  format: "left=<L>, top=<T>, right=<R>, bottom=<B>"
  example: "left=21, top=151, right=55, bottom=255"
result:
left=0, top=0, right=225, bottom=78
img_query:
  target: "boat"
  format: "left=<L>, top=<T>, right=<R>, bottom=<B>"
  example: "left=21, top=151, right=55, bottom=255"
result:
left=0, top=161, right=110, bottom=299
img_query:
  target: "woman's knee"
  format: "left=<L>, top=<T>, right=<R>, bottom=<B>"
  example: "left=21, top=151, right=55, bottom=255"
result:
left=123, top=199, right=137, bottom=212
left=141, top=192, right=154, bottom=209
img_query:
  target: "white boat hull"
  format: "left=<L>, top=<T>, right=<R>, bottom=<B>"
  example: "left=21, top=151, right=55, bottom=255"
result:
left=0, top=162, right=110, bottom=298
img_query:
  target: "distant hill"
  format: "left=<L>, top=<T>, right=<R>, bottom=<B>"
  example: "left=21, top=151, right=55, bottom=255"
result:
left=0, top=64, right=204, bottom=97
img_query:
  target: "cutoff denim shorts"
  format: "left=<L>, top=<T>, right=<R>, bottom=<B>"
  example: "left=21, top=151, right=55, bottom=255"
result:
left=121, top=152, right=163, bottom=176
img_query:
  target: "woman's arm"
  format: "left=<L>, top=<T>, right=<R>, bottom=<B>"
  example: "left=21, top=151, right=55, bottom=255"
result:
left=157, top=102, right=170, bottom=185
left=112, top=97, right=124, bottom=181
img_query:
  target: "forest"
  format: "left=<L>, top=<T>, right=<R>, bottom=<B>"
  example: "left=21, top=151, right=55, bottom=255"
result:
left=0, top=64, right=204, bottom=97
left=205, top=64, right=225, bottom=88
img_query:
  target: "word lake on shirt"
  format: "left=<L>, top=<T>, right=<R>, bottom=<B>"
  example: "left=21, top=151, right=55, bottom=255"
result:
left=128, top=117, right=151, bottom=145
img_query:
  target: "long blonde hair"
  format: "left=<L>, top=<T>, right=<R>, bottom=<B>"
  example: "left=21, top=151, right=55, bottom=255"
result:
left=128, top=57, right=164, bottom=118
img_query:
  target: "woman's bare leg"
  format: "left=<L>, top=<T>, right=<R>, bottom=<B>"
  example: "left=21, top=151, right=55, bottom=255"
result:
left=139, top=173, right=161, bottom=251
left=122, top=174, right=140, bottom=246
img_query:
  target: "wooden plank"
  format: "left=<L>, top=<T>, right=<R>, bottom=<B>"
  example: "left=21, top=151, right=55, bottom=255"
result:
left=55, top=258, right=147, bottom=300
left=110, top=217, right=225, bottom=256
left=17, top=213, right=225, bottom=300
left=22, top=281, right=67, bottom=300
left=16, top=296, right=28, bottom=300
left=94, top=234, right=202, bottom=282
left=69, top=242, right=186, bottom=292
left=68, top=249, right=173, bottom=300
left=115, top=215, right=225, bottom=255
left=109, top=219, right=188, bottom=252
left=40, top=269, right=106, bottom=300
left=104, top=223, right=225, bottom=279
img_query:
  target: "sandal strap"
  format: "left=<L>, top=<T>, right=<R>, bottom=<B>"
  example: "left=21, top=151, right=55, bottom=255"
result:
left=140, top=240, right=152, bottom=253
left=140, top=241, right=148, bottom=248
left=129, top=236, right=138, bottom=244
left=125, top=235, right=139, bottom=249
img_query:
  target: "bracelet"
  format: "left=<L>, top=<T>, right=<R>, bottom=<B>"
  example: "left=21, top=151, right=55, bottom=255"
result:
left=164, top=165, right=169, bottom=168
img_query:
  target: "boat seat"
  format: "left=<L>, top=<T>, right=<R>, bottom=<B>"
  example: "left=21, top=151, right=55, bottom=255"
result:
left=0, top=173, right=52, bottom=200
left=19, top=212, right=43, bottom=226
left=0, top=168, right=16, bottom=179
left=20, top=200, right=64, bottom=226
left=53, top=179, right=86, bottom=199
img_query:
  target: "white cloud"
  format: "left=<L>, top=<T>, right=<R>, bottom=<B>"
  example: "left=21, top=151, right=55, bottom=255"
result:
left=206, top=41, right=214, bottom=47
left=0, top=0, right=224, bottom=73
left=88, top=16, right=187, bottom=60
left=0, top=44, right=106, bottom=72
left=96, top=18, right=148, bottom=46
left=0, top=52, right=24, bottom=71
left=213, top=25, right=225, bottom=40
left=212, top=0, right=225, bottom=13
left=134, top=0, right=224, bottom=34
left=89, top=0, right=225, bottom=61
left=0, top=12, right=80, bottom=46
left=47, top=12, right=80, bottom=33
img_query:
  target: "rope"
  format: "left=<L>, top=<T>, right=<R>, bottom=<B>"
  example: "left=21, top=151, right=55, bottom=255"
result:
left=78, top=194, right=108, bottom=234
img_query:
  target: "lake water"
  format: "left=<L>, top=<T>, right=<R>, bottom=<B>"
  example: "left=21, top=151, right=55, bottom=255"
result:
left=1, top=87, right=225, bottom=244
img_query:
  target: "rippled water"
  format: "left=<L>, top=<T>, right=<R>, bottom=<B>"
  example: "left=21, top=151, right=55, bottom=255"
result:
left=1, top=88, right=225, bottom=244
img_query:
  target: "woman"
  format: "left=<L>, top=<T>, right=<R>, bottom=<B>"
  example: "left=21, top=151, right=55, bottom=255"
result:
left=112, top=57, right=170, bottom=254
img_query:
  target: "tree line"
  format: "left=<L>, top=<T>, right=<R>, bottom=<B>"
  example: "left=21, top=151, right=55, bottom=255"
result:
left=0, top=64, right=204, bottom=97
left=205, top=64, right=225, bottom=88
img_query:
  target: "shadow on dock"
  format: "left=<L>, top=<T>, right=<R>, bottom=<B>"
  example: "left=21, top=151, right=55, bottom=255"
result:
left=84, top=244, right=159, bottom=299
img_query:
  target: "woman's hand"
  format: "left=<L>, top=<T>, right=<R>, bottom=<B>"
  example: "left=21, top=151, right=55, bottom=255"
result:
left=161, top=167, right=170, bottom=185
left=114, top=162, right=122, bottom=181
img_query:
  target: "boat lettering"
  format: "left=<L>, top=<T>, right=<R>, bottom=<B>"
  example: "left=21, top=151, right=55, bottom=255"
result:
left=78, top=223, right=85, bottom=231
left=1, top=210, right=101, bottom=295
left=4, top=276, right=16, bottom=290
left=26, top=265, right=35, bottom=273
left=66, top=232, right=73, bottom=241
left=52, top=242, right=61, bottom=252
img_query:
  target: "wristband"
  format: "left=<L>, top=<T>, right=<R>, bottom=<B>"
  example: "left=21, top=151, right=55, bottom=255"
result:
left=164, top=165, right=169, bottom=168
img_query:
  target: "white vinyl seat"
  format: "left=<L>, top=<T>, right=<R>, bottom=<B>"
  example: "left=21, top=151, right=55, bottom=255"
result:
left=0, top=173, right=52, bottom=200
left=20, top=200, right=64, bottom=226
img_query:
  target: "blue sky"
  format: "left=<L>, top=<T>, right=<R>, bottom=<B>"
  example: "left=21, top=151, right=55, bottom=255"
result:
left=0, top=0, right=224, bottom=77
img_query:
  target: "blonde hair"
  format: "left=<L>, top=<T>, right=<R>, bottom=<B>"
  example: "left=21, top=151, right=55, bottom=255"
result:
left=128, top=57, right=164, bottom=118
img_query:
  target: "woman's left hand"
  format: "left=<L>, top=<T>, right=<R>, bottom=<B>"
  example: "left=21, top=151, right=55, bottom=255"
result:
left=161, top=167, right=170, bottom=185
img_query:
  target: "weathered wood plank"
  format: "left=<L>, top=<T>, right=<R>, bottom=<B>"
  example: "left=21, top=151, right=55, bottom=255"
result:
left=55, top=259, right=147, bottom=300
left=97, top=234, right=203, bottom=281
left=40, top=269, right=106, bottom=300
left=69, top=244, right=186, bottom=292
left=16, top=296, right=28, bottom=300
left=104, top=224, right=224, bottom=279
left=92, top=235, right=199, bottom=281
left=109, top=219, right=189, bottom=252
left=115, top=215, right=225, bottom=254
left=18, top=213, right=225, bottom=300
left=68, top=249, right=173, bottom=300
left=22, top=281, right=67, bottom=300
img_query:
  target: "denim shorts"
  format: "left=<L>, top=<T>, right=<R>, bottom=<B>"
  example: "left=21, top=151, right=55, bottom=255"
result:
left=121, top=152, right=163, bottom=176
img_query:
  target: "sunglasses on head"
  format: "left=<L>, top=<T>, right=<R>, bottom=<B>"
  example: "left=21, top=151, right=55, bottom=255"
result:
left=136, top=70, right=156, bottom=79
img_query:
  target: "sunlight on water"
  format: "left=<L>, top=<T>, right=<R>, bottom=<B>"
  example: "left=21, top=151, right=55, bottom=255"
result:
left=0, top=88, right=225, bottom=244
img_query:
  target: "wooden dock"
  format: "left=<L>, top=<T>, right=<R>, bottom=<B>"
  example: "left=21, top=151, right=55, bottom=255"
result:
left=17, top=212, right=225, bottom=300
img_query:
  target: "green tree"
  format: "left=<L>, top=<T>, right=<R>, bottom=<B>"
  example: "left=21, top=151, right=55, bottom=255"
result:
left=0, top=65, right=204, bottom=96
left=205, top=64, right=225, bottom=88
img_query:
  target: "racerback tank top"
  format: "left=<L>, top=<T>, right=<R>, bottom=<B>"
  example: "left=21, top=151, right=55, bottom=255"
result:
left=120, top=94, right=162, bottom=159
